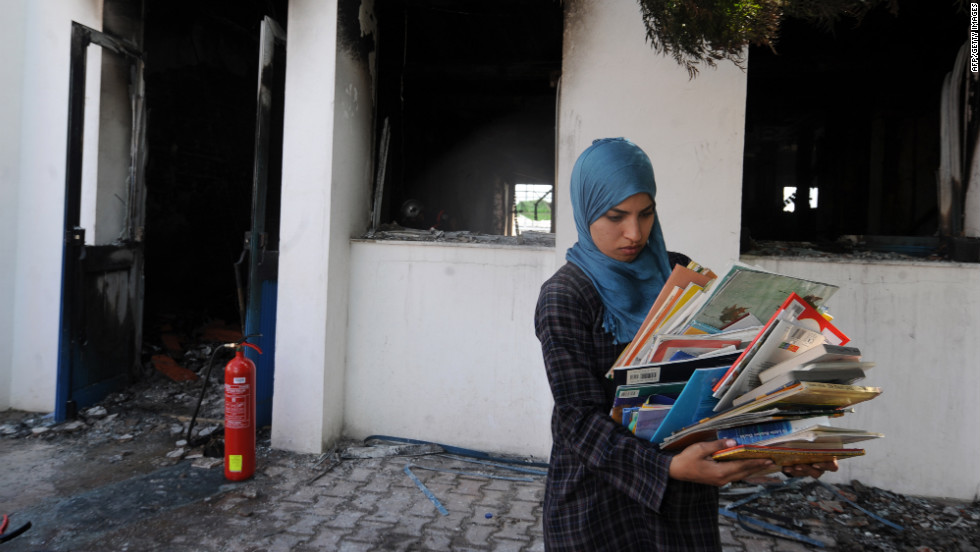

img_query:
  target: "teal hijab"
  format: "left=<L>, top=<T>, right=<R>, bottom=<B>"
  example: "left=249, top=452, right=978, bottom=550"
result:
left=566, top=138, right=672, bottom=344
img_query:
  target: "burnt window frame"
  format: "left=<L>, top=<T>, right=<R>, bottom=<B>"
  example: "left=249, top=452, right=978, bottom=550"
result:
left=368, top=0, right=563, bottom=240
left=739, top=2, right=976, bottom=261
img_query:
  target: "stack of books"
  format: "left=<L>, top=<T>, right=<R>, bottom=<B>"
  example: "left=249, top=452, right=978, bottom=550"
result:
left=610, top=261, right=883, bottom=467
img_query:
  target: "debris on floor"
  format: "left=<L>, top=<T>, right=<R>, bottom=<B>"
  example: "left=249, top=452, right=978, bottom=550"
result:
left=361, top=224, right=555, bottom=247
left=720, top=475, right=980, bottom=551
left=341, top=442, right=444, bottom=459
left=1, top=327, right=978, bottom=551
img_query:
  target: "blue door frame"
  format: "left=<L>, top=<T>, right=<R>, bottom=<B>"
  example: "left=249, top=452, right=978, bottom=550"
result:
left=243, top=17, right=286, bottom=428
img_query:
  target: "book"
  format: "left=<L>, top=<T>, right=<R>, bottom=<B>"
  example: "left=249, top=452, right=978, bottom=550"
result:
left=712, top=317, right=828, bottom=412
left=609, top=381, right=687, bottom=424
left=659, top=408, right=849, bottom=450
left=710, top=444, right=866, bottom=466
left=722, top=381, right=881, bottom=413
left=733, top=361, right=875, bottom=407
left=641, top=336, right=743, bottom=365
left=611, top=350, right=742, bottom=388
left=631, top=397, right=676, bottom=440
left=717, top=418, right=881, bottom=448
left=710, top=292, right=851, bottom=407
left=647, top=366, right=730, bottom=445
left=611, top=264, right=717, bottom=369
left=717, top=416, right=831, bottom=445
left=758, top=344, right=863, bottom=384
left=603, top=262, right=880, bottom=469
left=657, top=282, right=707, bottom=333
left=657, top=381, right=880, bottom=450
left=747, top=426, right=882, bottom=448
left=679, top=263, right=840, bottom=336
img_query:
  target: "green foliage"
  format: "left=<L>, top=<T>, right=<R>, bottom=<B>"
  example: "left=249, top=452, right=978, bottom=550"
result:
left=516, top=200, right=552, bottom=221
left=636, top=0, right=898, bottom=76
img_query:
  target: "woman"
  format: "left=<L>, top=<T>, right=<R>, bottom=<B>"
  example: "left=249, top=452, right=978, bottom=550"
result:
left=534, top=138, right=834, bottom=550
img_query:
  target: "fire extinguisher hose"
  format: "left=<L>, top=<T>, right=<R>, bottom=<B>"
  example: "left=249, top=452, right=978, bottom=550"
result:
left=185, top=345, right=227, bottom=445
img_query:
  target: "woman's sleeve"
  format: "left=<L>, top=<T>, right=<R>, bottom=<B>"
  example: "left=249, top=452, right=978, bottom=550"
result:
left=535, top=277, right=675, bottom=513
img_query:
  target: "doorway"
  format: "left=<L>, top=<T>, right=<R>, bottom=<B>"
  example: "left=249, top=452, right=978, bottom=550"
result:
left=141, top=0, right=286, bottom=425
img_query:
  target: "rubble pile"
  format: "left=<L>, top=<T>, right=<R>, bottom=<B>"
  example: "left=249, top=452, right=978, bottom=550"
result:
left=362, top=225, right=555, bottom=247
left=721, top=477, right=980, bottom=551
left=0, top=336, right=241, bottom=468
left=742, top=239, right=949, bottom=262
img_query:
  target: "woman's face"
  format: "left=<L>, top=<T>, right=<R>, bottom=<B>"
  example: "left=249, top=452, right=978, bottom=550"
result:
left=589, top=192, right=655, bottom=263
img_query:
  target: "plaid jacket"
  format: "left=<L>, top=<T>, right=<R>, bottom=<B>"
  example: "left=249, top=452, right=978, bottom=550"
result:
left=534, top=261, right=720, bottom=551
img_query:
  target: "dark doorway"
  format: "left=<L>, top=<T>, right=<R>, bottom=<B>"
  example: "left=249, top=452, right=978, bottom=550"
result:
left=142, top=0, right=287, bottom=350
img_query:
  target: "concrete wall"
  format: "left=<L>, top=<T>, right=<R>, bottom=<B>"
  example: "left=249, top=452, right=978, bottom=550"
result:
left=1, top=1, right=104, bottom=411
left=345, top=241, right=558, bottom=457
left=746, top=257, right=980, bottom=500
left=556, top=0, right=748, bottom=272
left=0, top=0, right=29, bottom=410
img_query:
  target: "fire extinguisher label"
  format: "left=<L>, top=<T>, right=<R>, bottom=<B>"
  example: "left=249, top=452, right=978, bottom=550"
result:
left=228, top=454, right=243, bottom=472
left=233, top=377, right=246, bottom=384
left=225, top=383, right=251, bottom=429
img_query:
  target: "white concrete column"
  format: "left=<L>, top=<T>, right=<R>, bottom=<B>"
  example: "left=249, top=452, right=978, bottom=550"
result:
left=272, top=0, right=344, bottom=452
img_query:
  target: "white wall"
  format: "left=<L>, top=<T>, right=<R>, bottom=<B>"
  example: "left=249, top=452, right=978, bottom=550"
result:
left=556, top=0, right=748, bottom=271
left=746, top=256, right=980, bottom=500
left=3, top=1, right=103, bottom=412
left=0, top=0, right=29, bottom=410
left=345, top=241, right=558, bottom=458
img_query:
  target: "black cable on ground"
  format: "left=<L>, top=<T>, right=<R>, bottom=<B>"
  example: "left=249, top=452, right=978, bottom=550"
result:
left=0, top=521, right=32, bottom=544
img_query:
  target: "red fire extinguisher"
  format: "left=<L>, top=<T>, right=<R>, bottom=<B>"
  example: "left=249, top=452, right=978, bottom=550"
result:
left=224, top=340, right=262, bottom=481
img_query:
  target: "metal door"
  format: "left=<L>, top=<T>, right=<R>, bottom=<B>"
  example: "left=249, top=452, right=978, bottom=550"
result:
left=57, top=23, right=147, bottom=420
left=244, top=17, right=286, bottom=427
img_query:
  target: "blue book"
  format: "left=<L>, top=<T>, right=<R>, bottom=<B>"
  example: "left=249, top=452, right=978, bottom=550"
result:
left=668, top=350, right=697, bottom=361
left=648, top=366, right=729, bottom=445
left=717, top=417, right=829, bottom=445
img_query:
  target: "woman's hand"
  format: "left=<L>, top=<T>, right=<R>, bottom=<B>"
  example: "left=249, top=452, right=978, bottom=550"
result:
left=781, top=460, right=839, bottom=479
left=668, top=439, right=773, bottom=487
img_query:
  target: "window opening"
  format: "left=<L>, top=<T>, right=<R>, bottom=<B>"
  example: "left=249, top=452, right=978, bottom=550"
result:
left=782, top=187, right=819, bottom=214
left=741, top=2, right=970, bottom=259
left=371, top=0, right=562, bottom=241
left=513, top=183, right=553, bottom=235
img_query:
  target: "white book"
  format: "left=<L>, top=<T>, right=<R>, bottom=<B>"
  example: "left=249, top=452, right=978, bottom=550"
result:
left=758, top=344, right=863, bottom=384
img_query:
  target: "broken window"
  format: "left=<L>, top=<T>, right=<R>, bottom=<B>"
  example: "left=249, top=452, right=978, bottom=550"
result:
left=741, top=2, right=973, bottom=259
left=513, top=183, right=553, bottom=234
left=371, top=0, right=563, bottom=238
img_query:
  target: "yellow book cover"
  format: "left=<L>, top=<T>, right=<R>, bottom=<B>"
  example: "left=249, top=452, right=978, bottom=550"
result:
left=712, top=444, right=865, bottom=466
